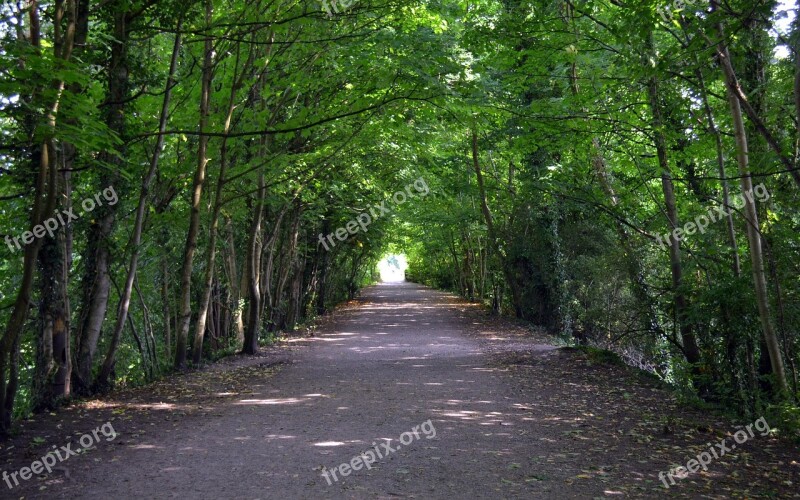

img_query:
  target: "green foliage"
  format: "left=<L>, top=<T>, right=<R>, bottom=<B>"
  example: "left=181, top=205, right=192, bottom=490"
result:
left=766, top=402, right=800, bottom=441
left=0, top=0, right=798, bottom=429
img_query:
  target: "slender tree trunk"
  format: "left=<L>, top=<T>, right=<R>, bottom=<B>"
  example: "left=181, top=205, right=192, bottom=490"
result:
left=270, top=201, right=302, bottom=328
left=449, top=234, right=464, bottom=295
left=161, top=250, right=172, bottom=362
left=192, top=42, right=253, bottom=363
left=242, top=171, right=266, bottom=355
left=33, top=177, right=71, bottom=410
left=96, top=24, right=182, bottom=386
left=133, top=278, right=157, bottom=379
left=315, top=218, right=331, bottom=315
left=712, top=4, right=789, bottom=396
left=6, top=142, right=55, bottom=423
left=190, top=170, right=221, bottom=362
left=645, top=45, right=702, bottom=368
left=74, top=5, right=128, bottom=393
left=175, top=0, right=213, bottom=369
left=224, top=216, right=245, bottom=347
left=471, top=128, right=523, bottom=317
left=261, top=202, right=294, bottom=327
left=32, top=0, right=88, bottom=410
left=692, top=63, right=754, bottom=402
left=1, top=0, right=74, bottom=433
left=33, top=26, right=75, bottom=409
left=286, top=248, right=305, bottom=329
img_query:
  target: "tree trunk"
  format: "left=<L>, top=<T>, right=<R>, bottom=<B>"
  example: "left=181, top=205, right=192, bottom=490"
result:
left=242, top=171, right=266, bottom=355
left=645, top=45, right=702, bottom=368
left=712, top=3, right=789, bottom=396
left=161, top=249, right=172, bottom=362
left=224, top=216, right=245, bottom=347
left=192, top=42, right=253, bottom=363
left=31, top=0, right=88, bottom=409
left=33, top=179, right=71, bottom=410
left=471, top=128, right=523, bottom=317
left=175, top=0, right=213, bottom=369
left=1, top=0, right=74, bottom=434
left=315, top=218, right=331, bottom=315
left=96, top=23, right=182, bottom=387
left=74, top=5, right=128, bottom=393
left=270, top=201, right=302, bottom=329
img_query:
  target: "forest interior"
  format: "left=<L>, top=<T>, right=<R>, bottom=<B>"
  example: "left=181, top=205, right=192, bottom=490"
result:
left=1, top=0, right=800, bottom=498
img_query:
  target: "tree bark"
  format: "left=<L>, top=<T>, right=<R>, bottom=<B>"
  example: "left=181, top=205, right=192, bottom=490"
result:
left=33, top=180, right=71, bottom=410
left=175, top=0, right=213, bottom=369
left=242, top=171, right=266, bottom=355
left=224, top=216, right=245, bottom=347
left=32, top=0, right=87, bottom=410
left=73, top=4, right=128, bottom=393
left=192, top=42, right=254, bottom=363
left=711, top=2, right=789, bottom=396
left=471, top=128, right=523, bottom=317
left=96, top=23, right=182, bottom=387
left=1, top=0, right=74, bottom=434
left=706, top=23, right=800, bottom=189
left=645, top=43, right=702, bottom=368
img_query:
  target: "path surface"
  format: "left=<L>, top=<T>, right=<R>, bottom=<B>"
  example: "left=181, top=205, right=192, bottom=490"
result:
left=65, top=282, right=570, bottom=498
left=3, top=282, right=798, bottom=498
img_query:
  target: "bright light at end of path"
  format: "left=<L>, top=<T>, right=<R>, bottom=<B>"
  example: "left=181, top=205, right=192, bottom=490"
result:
left=378, top=254, right=407, bottom=282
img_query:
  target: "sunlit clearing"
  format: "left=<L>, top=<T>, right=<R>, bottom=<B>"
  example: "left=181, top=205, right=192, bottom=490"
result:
left=378, top=253, right=407, bottom=282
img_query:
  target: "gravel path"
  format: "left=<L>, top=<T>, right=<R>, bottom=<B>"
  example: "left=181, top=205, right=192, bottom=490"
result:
left=3, top=282, right=798, bottom=499
left=43, top=282, right=578, bottom=498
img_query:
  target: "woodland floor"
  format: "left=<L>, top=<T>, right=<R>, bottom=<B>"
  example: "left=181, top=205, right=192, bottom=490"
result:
left=1, top=282, right=798, bottom=499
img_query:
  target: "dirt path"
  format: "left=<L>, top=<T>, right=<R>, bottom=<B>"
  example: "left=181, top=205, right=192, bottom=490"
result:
left=2, top=282, right=798, bottom=499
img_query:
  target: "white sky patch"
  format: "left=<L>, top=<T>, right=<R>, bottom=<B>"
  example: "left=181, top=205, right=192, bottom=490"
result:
left=772, top=0, right=796, bottom=59
left=378, top=254, right=407, bottom=283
